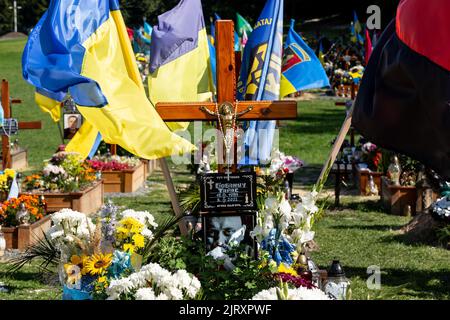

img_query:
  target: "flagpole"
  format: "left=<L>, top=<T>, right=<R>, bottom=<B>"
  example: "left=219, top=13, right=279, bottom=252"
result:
left=316, top=104, right=354, bottom=187
left=56, top=122, right=65, bottom=145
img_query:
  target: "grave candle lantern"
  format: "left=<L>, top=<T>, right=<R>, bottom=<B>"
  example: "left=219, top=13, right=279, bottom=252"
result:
left=323, top=260, right=350, bottom=300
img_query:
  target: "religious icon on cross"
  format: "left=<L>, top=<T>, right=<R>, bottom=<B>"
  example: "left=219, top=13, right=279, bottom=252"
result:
left=155, top=20, right=298, bottom=175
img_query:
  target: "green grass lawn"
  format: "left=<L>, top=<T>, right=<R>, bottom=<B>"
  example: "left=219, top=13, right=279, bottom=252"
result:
left=1, top=38, right=449, bottom=300
left=0, top=38, right=61, bottom=171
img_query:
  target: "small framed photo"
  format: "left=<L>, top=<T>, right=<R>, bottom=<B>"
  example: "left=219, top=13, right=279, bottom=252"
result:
left=203, top=213, right=257, bottom=259
left=63, top=114, right=82, bottom=140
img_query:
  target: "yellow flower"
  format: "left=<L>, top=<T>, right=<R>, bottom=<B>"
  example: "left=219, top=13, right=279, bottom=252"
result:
left=118, top=217, right=143, bottom=234
left=84, top=253, right=113, bottom=276
left=277, top=263, right=298, bottom=276
left=123, top=243, right=135, bottom=254
left=116, top=226, right=130, bottom=237
left=132, top=234, right=145, bottom=248
left=98, top=276, right=107, bottom=283
left=70, top=255, right=82, bottom=265
left=4, top=169, right=15, bottom=179
left=64, top=264, right=82, bottom=285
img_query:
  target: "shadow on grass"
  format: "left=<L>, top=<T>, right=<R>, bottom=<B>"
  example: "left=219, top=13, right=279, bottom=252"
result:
left=326, top=265, right=450, bottom=299
left=328, top=200, right=387, bottom=213
left=287, top=109, right=346, bottom=135
left=380, top=232, right=446, bottom=249
left=330, top=224, right=404, bottom=232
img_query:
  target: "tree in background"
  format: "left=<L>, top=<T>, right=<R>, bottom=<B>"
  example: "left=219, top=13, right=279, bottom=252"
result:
left=0, top=0, right=13, bottom=35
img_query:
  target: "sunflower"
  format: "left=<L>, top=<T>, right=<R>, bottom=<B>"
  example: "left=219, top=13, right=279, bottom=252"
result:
left=84, top=253, right=113, bottom=276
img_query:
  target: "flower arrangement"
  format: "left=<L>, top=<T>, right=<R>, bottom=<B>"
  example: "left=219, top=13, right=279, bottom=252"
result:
left=256, top=150, right=304, bottom=196
left=252, top=283, right=330, bottom=300
left=0, top=195, right=47, bottom=227
left=22, top=152, right=97, bottom=193
left=106, top=263, right=201, bottom=300
left=251, top=191, right=319, bottom=267
left=88, top=155, right=141, bottom=172
left=361, top=142, right=382, bottom=171
left=28, top=206, right=199, bottom=300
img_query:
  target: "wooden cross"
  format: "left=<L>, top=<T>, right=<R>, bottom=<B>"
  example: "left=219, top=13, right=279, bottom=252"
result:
left=1, top=79, right=42, bottom=169
left=156, top=20, right=298, bottom=173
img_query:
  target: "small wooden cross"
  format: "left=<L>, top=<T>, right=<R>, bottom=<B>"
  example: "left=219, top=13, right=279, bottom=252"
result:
left=156, top=20, right=298, bottom=173
left=1, top=79, right=42, bottom=169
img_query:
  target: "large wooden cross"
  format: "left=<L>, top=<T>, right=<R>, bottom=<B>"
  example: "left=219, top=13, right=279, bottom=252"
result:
left=1, top=79, right=42, bottom=169
left=156, top=20, right=298, bottom=173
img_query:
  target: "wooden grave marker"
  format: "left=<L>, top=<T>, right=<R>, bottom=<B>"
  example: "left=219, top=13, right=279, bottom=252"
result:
left=1, top=79, right=42, bottom=170
left=155, top=21, right=298, bottom=236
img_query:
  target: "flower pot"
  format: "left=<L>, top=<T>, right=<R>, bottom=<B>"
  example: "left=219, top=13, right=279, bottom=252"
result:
left=20, top=180, right=104, bottom=215
left=101, top=162, right=146, bottom=193
left=1, top=214, right=52, bottom=251
left=62, top=285, right=92, bottom=300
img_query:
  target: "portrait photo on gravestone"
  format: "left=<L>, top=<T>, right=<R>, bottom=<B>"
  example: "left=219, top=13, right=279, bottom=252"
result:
left=63, top=113, right=82, bottom=140
left=204, top=213, right=257, bottom=260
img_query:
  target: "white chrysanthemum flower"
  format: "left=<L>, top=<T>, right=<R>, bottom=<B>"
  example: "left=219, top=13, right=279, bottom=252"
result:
left=105, top=262, right=200, bottom=300
left=121, top=209, right=158, bottom=229
left=252, top=287, right=330, bottom=300
left=135, top=288, right=156, bottom=300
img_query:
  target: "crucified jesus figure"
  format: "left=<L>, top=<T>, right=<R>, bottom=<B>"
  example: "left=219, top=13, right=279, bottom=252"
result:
left=200, top=102, right=254, bottom=130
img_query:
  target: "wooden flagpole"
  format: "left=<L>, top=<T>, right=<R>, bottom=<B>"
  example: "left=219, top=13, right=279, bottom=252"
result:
left=316, top=105, right=355, bottom=187
left=158, top=158, right=188, bottom=236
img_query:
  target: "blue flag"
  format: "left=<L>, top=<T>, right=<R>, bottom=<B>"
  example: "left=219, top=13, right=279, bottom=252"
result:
left=208, top=36, right=217, bottom=88
left=280, top=19, right=330, bottom=97
left=237, top=0, right=284, bottom=165
left=144, top=22, right=153, bottom=38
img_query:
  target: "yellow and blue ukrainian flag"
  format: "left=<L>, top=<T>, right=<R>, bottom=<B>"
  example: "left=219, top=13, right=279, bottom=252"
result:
left=237, top=0, right=284, bottom=165
left=22, top=0, right=194, bottom=159
left=280, top=19, right=330, bottom=98
left=148, top=0, right=215, bottom=132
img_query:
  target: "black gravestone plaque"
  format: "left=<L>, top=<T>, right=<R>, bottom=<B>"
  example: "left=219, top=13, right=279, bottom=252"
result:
left=200, top=172, right=257, bottom=212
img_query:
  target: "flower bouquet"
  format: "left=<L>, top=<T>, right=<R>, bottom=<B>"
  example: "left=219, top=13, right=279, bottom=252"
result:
left=252, top=282, right=330, bottom=300
left=252, top=192, right=319, bottom=266
left=256, top=150, right=304, bottom=196
left=22, top=152, right=97, bottom=193
left=361, top=142, right=382, bottom=172
left=0, top=195, right=46, bottom=227
left=15, top=204, right=200, bottom=300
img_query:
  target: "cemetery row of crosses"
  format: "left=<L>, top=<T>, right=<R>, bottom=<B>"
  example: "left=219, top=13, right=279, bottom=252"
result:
left=0, top=0, right=449, bottom=301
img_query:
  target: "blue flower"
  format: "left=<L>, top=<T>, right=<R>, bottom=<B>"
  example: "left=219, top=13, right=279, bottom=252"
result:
left=109, top=250, right=132, bottom=279
left=261, top=229, right=296, bottom=266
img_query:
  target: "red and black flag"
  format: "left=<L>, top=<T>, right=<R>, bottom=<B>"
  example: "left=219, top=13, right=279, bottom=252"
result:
left=352, top=0, right=450, bottom=179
